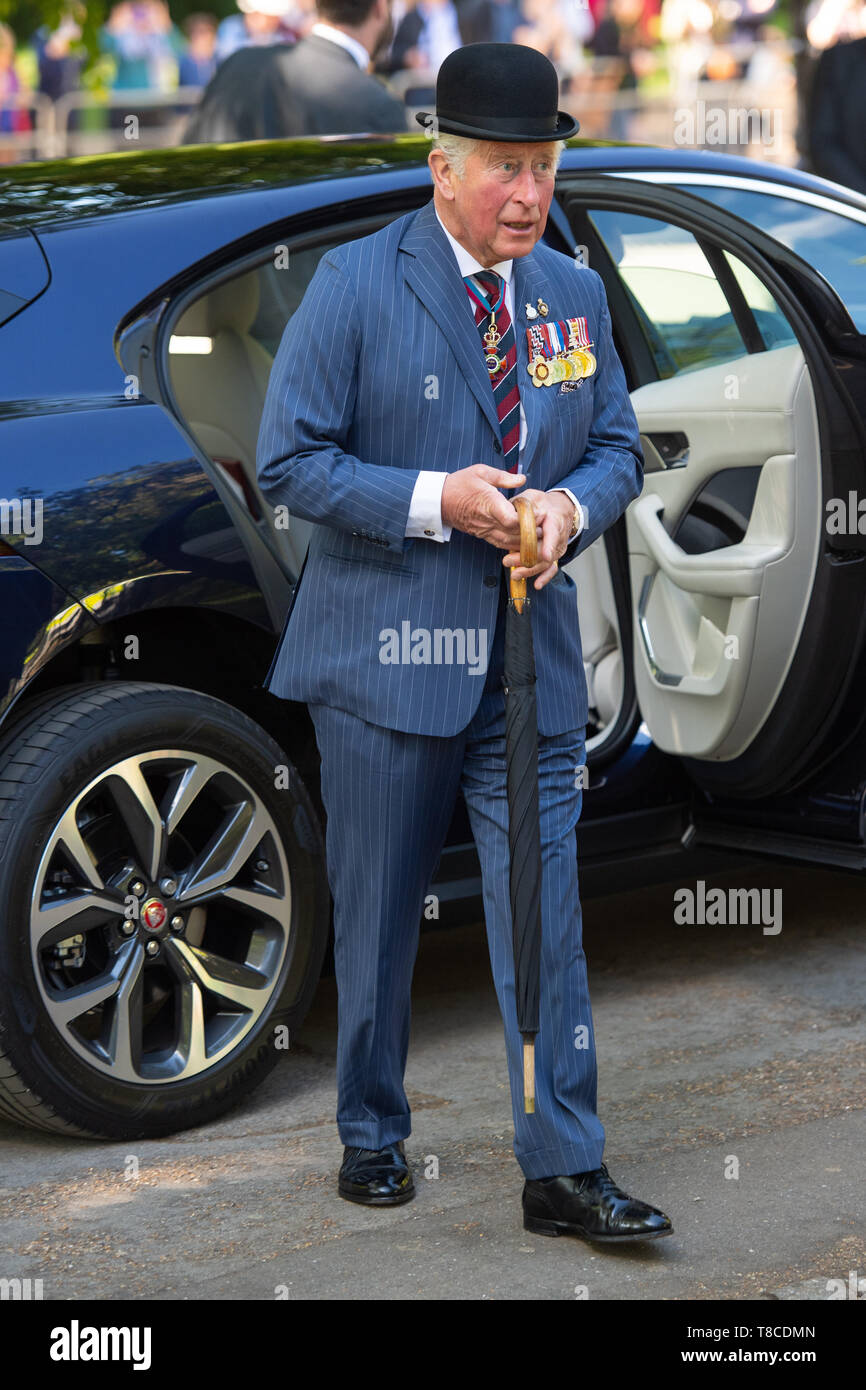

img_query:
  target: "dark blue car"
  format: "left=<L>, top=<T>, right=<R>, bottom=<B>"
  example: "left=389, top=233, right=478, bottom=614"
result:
left=1, top=136, right=865, bottom=1138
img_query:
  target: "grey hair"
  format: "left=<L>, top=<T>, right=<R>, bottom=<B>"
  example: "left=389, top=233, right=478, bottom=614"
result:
left=431, top=132, right=567, bottom=180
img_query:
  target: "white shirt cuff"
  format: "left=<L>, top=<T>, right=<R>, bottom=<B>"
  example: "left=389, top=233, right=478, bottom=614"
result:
left=406, top=470, right=452, bottom=541
left=553, top=487, right=585, bottom=540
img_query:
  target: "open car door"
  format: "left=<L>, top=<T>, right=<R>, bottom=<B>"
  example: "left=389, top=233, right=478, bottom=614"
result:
left=550, top=178, right=866, bottom=801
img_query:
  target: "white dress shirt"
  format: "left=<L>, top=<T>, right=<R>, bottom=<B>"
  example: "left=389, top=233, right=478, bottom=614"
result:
left=310, top=21, right=370, bottom=70
left=405, top=206, right=585, bottom=546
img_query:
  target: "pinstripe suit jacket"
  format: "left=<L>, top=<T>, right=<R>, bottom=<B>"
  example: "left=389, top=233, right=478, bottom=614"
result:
left=256, top=196, right=643, bottom=736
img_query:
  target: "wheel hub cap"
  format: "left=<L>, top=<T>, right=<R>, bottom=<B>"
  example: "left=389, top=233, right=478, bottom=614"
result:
left=141, top=897, right=168, bottom=934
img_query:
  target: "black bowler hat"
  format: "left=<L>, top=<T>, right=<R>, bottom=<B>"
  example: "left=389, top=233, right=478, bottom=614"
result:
left=416, top=43, right=580, bottom=143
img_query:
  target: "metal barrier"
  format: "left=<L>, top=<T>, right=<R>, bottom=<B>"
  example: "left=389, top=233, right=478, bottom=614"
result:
left=53, top=86, right=205, bottom=158
left=0, top=62, right=798, bottom=166
left=0, top=91, right=57, bottom=163
left=0, top=85, right=205, bottom=162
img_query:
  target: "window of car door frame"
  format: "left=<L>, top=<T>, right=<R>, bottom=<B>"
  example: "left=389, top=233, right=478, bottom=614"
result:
left=549, top=180, right=866, bottom=539
left=157, top=198, right=430, bottom=414
left=150, top=196, right=431, bottom=601
left=545, top=197, right=775, bottom=393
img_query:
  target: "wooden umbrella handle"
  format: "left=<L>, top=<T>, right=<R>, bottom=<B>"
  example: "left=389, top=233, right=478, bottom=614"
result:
left=523, top=1039, right=535, bottom=1114
left=510, top=495, right=538, bottom=614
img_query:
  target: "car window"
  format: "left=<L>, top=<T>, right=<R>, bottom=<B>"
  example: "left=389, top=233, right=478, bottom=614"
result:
left=674, top=184, right=866, bottom=334
left=164, top=227, right=361, bottom=560
left=164, top=223, right=387, bottom=572
left=247, top=241, right=347, bottom=359
left=587, top=208, right=797, bottom=378
left=588, top=210, right=747, bottom=377
left=167, top=234, right=351, bottom=369
left=722, top=251, right=798, bottom=350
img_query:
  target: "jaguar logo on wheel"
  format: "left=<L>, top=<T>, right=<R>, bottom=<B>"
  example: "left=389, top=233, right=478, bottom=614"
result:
left=142, top=898, right=167, bottom=932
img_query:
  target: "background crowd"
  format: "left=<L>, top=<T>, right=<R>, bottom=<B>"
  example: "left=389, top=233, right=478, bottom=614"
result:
left=0, top=0, right=864, bottom=189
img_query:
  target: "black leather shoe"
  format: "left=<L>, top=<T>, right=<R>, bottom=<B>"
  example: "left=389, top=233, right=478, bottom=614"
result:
left=338, top=1140, right=415, bottom=1206
left=523, top=1162, right=673, bottom=1242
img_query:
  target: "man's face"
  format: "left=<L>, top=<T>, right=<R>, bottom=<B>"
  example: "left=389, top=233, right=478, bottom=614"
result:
left=433, top=140, right=558, bottom=266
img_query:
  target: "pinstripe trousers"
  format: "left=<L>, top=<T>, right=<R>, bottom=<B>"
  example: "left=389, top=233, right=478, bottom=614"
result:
left=308, top=577, right=606, bottom=1180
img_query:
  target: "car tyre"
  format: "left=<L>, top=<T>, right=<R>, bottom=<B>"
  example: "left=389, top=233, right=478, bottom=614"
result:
left=0, top=681, right=329, bottom=1139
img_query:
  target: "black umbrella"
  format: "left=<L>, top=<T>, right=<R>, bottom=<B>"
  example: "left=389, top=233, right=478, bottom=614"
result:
left=503, top=496, right=543, bottom=1114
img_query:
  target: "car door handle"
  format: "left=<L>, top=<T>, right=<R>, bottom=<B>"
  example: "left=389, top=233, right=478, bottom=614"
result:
left=640, top=431, right=690, bottom=472
left=631, top=493, right=785, bottom=597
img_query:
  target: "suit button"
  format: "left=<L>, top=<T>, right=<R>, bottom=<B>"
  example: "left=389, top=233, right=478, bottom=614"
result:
left=492, top=438, right=502, bottom=454
left=484, top=575, right=499, bottom=587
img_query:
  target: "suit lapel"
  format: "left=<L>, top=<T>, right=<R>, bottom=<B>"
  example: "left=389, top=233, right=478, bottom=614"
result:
left=399, top=202, right=501, bottom=440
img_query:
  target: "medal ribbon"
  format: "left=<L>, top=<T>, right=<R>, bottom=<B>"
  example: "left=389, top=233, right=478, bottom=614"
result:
left=464, top=270, right=521, bottom=472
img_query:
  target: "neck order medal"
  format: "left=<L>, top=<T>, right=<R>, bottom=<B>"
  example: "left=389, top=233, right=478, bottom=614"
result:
left=465, top=274, right=507, bottom=378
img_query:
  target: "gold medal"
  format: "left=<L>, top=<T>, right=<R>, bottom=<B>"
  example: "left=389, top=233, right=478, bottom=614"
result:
left=528, top=356, right=550, bottom=387
left=525, top=317, right=595, bottom=388
left=569, top=348, right=596, bottom=378
left=483, top=318, right=501, bottom=351
left=483, top=313, right=505, bottom=377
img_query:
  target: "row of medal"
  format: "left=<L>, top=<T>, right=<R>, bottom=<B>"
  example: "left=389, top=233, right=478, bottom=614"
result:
left=526, top=316, right=597, bottom=388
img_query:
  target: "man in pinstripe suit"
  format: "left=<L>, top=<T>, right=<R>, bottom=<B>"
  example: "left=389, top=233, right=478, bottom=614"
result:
left=256, top=43, right=673, bottom=1243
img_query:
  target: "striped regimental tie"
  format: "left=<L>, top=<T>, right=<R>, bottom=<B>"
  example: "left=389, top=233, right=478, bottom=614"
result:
left=464, top=269, right=521, bottom=473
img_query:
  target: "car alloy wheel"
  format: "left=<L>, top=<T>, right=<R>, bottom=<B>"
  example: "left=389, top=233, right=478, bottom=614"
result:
left=32, top=749, right=292, bottom=1085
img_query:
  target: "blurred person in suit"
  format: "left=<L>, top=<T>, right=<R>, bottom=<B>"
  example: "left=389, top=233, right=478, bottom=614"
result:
left=184, top=0, right=406, bottom=143
left=386, top=0, right=464, bottom=73
left=808, top=19, right=866, bottom=193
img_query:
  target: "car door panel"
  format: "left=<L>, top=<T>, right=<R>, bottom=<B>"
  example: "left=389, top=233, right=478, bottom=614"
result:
left=552, top=178, right=866, bottom=796
left=627, top=343, right=821, bottom=757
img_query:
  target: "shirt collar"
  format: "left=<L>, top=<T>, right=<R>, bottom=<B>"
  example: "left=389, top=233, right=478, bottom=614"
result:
left=434, top=205, right=514, bottom=290
left=310, top=21, right=370, bottom=70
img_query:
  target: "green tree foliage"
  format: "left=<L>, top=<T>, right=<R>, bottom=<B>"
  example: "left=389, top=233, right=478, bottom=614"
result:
left=0, top=1, right=238, bottom=59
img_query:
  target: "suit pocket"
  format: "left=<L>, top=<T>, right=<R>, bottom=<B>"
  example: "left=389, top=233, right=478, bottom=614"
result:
left=323, top=550, right=416, bottom=578
left=557, top=379, right=593, bottom=406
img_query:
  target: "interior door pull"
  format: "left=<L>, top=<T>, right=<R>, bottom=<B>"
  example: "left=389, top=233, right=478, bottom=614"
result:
left=632, top=493, right=784, bottom=597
